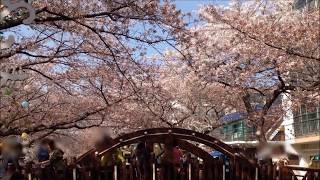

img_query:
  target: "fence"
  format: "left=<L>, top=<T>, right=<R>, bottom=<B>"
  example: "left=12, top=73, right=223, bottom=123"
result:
left=7, top=159, right=320, bottom=180
left=2, top=128, right=320, bottom=180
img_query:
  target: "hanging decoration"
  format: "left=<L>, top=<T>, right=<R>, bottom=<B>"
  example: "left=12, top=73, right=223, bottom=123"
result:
left=21, top=100, right=29, bottom=108
left=21, top=132, right=28, bottom=141
left=3, top=87, right=13, bottom=96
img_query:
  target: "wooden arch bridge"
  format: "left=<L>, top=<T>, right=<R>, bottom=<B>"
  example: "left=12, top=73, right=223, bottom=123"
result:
left=20, top=128, right=319, bottom=180
left=74, top=128, right=269, bottom=180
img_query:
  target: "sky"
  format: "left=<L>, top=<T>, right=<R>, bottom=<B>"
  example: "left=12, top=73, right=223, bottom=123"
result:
left=175, top=0, right=230, bottom=12
left=142, top=0, right=230, bottom=57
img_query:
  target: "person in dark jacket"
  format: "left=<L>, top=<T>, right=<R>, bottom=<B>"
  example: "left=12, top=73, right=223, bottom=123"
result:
left=37, top=140, right=49, bottom=162
left=37, top=139, right=50, bottom=180
left=135, top=142, right=151, bottom=180
left=47, top=140, right=66, bottom=180
left=40, top=139, right=66, bottom=180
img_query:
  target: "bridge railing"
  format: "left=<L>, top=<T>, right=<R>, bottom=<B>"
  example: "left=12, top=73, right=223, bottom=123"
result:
left=2, top=127, right=319, bottom=180
left=10, top=157, right=320, bottom=180
left=72, top=156, right=226, bottom=180
left=259, top=163, right=320, bottom=180
left=2, top=156, right=319, bottom=180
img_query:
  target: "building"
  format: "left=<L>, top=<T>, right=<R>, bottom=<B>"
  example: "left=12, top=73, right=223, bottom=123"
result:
left=212, top=101, right=320, bottom=167
left=215, top=112, right=256, bottom=143
left=283, top=105, right=320, bottom=167
left=289, top=0, right=320, bottom=167
left=210, top=112, right=259, bottom=159
left=293, top=0, right=320, bottom=9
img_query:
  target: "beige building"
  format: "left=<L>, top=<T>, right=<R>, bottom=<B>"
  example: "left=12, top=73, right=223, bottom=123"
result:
left=211, top=97, right=320, bottom=168
left=282, top=104, right=320, bottom=167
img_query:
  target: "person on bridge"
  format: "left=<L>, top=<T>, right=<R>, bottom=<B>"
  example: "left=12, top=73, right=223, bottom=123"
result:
left=99, top=135, right=126, bottom=180
left=37, top=139, right=50, bottom=162
left=172, top=146, right=183, bottom=165
left=39, top=139, right=66, bottom=180
left=36, top=139, right=50, bottom=180
left=47, top=139, right=66, bottom=180
left=160, top=145, right=183, bottom=180
left=1, top=136, right=23, bottom=174
left=134, top=142, right=151, bottom=180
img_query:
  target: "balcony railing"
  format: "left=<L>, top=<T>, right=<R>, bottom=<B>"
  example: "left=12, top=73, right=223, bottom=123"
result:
left=290, top=118, right=320, bottom=138
left=211, top=128, right=257, bottom=142
left=212, top=112, right=319, bottom=142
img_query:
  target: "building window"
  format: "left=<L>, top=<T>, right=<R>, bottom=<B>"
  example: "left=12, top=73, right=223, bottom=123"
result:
left=293, top=105, right=320, bottom=137
left=308, top=112, right=317, bottom=120
left=300, top=105, right=307, bottom=115
left=232, top=123, right=244, bottom=140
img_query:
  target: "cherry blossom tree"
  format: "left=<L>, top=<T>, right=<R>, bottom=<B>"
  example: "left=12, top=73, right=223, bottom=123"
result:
left=0, top=0, right=187, bottom=140
left=169, top=0, right=319, bottom=142
left=1, top=0, right=319, bottom=151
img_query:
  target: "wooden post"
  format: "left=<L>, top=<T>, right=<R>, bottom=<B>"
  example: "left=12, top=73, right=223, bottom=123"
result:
left=306, top=171, right=315, bottom=180
left=219, top=158, right=224, bottom=180
left=202, top=161, right=213, bottom=180
left=114, top=165, right=117, bottom=180
left=188, top=163, right=192, bottom=180
left=235, top=158, right=241, bottom=179
left=192, top=157, right=200, bottom=180
left=213, top=159, right=219, bottom=179
left=153, top=163, right=156, bottom=180
left=24, top=162, right=32, bottom=180
left=223, top=164, right=226, bottom=180
left=229, top=157, right=235, bottom=180
left=268, top=163, right=273, bottom=180
left=240, top=159, right=245, bottom=180
left=28, top=173, right=32, bottom=180
left=73, top=168, right=77, bottom=180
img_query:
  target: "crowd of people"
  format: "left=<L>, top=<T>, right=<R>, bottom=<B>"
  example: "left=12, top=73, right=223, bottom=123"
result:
left=93, top=137, right=191, bottom=180
left=0, top=136, right=66, bottom=180
left=0, top=132, right=202, bottom=180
